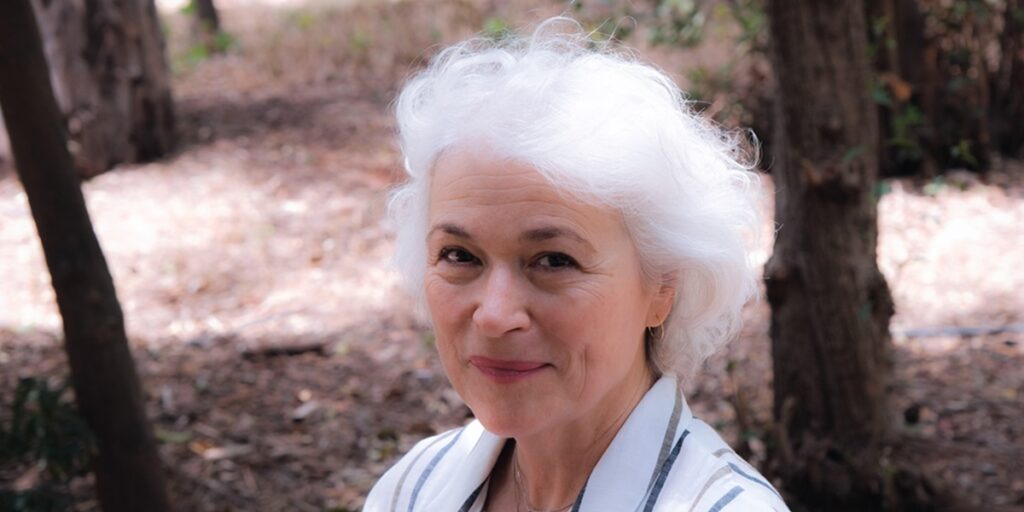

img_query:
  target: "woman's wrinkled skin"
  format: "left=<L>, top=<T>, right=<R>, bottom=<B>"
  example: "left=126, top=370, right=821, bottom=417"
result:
left=424, top=145, right=675, bottom=509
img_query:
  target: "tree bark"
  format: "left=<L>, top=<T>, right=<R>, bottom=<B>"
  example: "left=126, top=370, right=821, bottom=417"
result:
left=30, top=0, right=176, bottom=178
left=194, top=0, right=221, bottom=34
left=0, top=1, right=172, bottom=511
left=993, top=0, right=1024, bottom=157
left=764, top=0, right=903, bottom=508
left=190, top=0, right=226, bottom=54
left=0, top=106, right=9, bottom=168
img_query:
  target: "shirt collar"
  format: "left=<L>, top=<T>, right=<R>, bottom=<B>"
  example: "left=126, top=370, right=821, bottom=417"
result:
left=420, top=375, right=691, bottom=511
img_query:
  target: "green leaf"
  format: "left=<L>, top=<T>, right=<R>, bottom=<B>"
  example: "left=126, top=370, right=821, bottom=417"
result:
left=871, top=82, right=892, bottom=106
left=185, top=43, right=209, bottom=65
left=873, top=181, right=892, bottom=201
left=214, top=31, right=236, bottom=52
left=482, top=17, right=511, bottom=41
left=155, top=429, right=193, bottom=444
left=841, top=145, right=867, bottom=165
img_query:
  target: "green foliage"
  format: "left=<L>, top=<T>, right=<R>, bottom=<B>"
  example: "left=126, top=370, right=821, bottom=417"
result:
left=185, top=43, right=209, bottom=66
left=214, top=31, right=236, bottom=53
left=571, top=0, right=769, bottom=128
left=350, top=30, right=372, bottom=53
left=886, top=104, right=926, bottom=166
left=1013, top=6, right=1024, bottom=26
left=179, top=0, right=197, bottom=15
left=181, top=31, right=236, bottom=70
left=950, top=139, right=980, bottom=169
left=686, top=63, right=734, bottom=102
left=870, top=80, right=893, bottom=107
left=869, top=16, right=928, bottom=171
left=482, top=17, right=512, bottom=41
left=421, top=332, right=436, bottom=351
left=873, top=181, right=893, bottom=202
left=0, top=378, right=94, bottom=511
left=923, top=175, right=946, bottom=196
left=648, top=0, right=707, bottom=47
left=287, top=10, right=318, bottom=32
left=0, top=485, right=73, bottom=512
left=729, top=0, right=766, bottom=47
left=841, top=145, right=868, bottom=166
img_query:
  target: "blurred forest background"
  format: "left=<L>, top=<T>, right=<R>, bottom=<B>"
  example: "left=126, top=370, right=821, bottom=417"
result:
left=0, top=0, right=1021, bottom=510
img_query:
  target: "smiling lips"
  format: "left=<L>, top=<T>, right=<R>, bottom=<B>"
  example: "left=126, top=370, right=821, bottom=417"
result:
left=469, top=356, right=549, bottom=383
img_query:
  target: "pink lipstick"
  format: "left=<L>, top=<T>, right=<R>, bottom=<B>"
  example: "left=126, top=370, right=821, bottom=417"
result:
left=469, top=356, right=549, bottom=384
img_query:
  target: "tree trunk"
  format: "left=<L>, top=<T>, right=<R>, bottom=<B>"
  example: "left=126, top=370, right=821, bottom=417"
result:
left=0, top=106, right=9, bottom=168
left=189, top=0, right=226, bottom=54
left=764, top=0, right=904, bottom=509
left=194, top=0, right=220, bottom=34
left=30, top=0, right=176, bottom=178
left=866, top=0, right=938, bottom=177
left=0, top=1, right=172, bottom=511
left=992, top=0, right=1024, bottom=157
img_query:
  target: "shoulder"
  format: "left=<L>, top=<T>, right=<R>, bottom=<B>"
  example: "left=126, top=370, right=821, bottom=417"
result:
left=656, top=419, right=790, bottom=511
left=694, top=486, right=787, bottom=511
left=364, top=426, right=468, bottom=512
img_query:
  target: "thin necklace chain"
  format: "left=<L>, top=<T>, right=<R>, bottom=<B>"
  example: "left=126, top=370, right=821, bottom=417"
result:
left=512, top=452, right=575, bottom=512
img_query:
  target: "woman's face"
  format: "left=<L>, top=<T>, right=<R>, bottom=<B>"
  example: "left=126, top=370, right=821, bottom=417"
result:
left=424, top=146, right=674, bottom=438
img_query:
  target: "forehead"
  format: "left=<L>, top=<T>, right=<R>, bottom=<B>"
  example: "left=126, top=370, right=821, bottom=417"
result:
left=428, top=146, right=620, bottom=232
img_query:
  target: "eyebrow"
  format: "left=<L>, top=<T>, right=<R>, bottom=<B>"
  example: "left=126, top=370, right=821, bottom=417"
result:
left=428, top=223, right=472, bottom=239
left=519, top=227, right=591, bottom=248
left=428, top=223, right=596, bottom=251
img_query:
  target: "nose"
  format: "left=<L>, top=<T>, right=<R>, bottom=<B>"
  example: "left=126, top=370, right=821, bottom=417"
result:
left=472, top=265, right=530, bottom=338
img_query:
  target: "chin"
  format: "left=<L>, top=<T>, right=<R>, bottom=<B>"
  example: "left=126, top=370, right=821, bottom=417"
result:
left=475, top=415, right=532, bottom=438
left=468, top=403, right=541, bottom=438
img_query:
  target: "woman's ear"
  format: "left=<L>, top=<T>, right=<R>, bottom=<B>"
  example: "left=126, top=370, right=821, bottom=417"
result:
left=647, top=271, right=677, bottom=327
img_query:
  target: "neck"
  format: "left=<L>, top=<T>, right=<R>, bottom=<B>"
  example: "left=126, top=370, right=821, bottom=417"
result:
left=511, top=364, right=655, bottom=510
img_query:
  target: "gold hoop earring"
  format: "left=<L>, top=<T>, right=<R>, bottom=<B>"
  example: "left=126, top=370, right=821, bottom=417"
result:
left=646, top=324, right=664, bottom=343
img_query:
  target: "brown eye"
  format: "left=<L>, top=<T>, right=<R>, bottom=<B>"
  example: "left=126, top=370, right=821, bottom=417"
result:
left=440, top=247, right=479, bottom=265
left=535, top=252, right=578, bottom=270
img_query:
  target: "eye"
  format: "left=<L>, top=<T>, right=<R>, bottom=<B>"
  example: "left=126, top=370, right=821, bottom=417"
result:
left=439, top=247, right=479, bottom=265
left=534, top=252, right=578, bottom=270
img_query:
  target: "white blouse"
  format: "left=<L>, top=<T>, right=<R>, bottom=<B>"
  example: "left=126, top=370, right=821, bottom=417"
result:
left=364, top=376, right=790, bottom=512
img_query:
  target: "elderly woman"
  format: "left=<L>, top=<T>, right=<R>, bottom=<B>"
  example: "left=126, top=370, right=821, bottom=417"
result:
left=365, top=19, right=789, bottom=512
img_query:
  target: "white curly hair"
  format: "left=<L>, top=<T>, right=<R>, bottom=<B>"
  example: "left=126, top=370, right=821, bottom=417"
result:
left=389, top=18, right=762, bottom=384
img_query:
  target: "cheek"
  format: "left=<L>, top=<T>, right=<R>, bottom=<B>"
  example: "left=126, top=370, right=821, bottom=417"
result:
left=424, top=275, right=462, bottom=327
left=424, top=275, right=471, bottom=358
left=553, top=280, right=647, bottom=358
left=535, top=287, right=616, bottom=351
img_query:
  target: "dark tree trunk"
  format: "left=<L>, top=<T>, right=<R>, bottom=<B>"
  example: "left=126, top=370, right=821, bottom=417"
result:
left=30, top=0, right=176, bottom=178
left=190, top=0, right=226, bottom=54
left=0, top=106, right=9, bottom=168
left=194, top=0, right=220, bottom=34
left=0, top=1, right=172, bottom=511
left=764, top=0, right=920, bottom=509
left=992, top=0, right=1024, bottom=157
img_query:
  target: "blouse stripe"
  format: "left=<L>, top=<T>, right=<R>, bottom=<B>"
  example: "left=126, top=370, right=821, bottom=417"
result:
left=686, top=465, right=732, bottom=512
left=389, top=429, right=459, bottom=512
left=726, top=462, right=782, bottom=499
left=407, top=427, right=465, bottom=512
left=641, top=429, right=690, bottom=511
left=644, top=385, right=683, bottom=493
left=457, top=480, right=487, bottom=512
left=569, top=479, right=588, bottom=512
left=707, top=486, right=744, bottom=512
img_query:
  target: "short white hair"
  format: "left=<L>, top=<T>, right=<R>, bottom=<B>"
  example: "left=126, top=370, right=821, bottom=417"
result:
left=389, top=18, right=761, bottom=383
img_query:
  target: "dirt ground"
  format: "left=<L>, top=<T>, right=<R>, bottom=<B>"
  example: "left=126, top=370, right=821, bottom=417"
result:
left=2, top=1, right=1023, bottom=511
